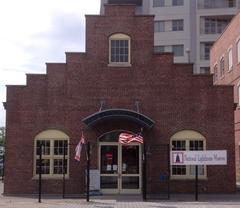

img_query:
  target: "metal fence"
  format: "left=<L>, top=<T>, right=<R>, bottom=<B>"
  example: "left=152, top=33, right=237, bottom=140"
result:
left=145, top=144, right=170, bottom=200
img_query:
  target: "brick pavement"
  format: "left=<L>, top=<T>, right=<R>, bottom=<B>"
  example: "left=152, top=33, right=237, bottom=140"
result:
left=1, top=183, right=240, bottom=208
left=1, top=195, right=240, bottom=208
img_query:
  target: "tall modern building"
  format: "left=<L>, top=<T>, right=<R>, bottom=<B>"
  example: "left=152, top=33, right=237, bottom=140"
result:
left=101, top=0, right=240, bottom=74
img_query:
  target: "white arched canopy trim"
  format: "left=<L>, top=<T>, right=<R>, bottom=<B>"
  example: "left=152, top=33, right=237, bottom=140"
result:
left=171, top=130, right=205, bottom=140
left=35, top=129, right=69, bottom=139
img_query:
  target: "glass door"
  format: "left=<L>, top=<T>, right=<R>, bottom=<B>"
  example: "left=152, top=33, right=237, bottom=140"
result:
left=120, top=144, right=141, bottom=194
left=100, top=144, right=119, bottom=194
left=100, top=142, right=141, bottom=194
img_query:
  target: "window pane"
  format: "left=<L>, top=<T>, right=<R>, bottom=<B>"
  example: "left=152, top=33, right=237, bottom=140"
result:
left=220, top=58, right=225, bottom=77
left=36, top=140, right=50, bottom=155
left=190, top=140, right=204, bottom=150
left=172, top=140, right=186, bottom=176
left=238, top=40, right=240, bottom=63
left=54, top=140, right=68, bottom=155
left=154, top=46, right=165, bottom=53
left=154, top=21, right=165, bottom=32
left=190, top=165, right=204, bottom=175
left=200, top=42, right=213, bottom=60
left=101, top=176, right=118, bottom=188
left=53, top=159, right=68, bottom=174
left=238, top=86, right=240, bottom=105
left=200, top=67, right=210, bottom=74
left=201, top=17, right=231, bottom=34
left=172, top=45, right=184, bottom=56
left=111, top=39, right=129, bottom=63
left=153, top=0, right=165, bottom=7
left=172, top=20, right=184, bottom=31
left=122, top=146, right=139, bottom=174
left=172, top=140, right=186, bottom=150
left=198, top=0, right=236, bottom=9
left=214, top=64, right=218, bottom=82
left=122, top=176, right=139, bottom=189
left=172, top=165, right=186, bottom=175
left=100, top=146, right=118, bottom=174
left=228, top=49, right=233, bottom=70
left=36, top=159, right=50, bottom=174
left=172, top=0, right=183, bottom=6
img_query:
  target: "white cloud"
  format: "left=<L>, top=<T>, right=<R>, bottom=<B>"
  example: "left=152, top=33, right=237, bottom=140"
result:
left=0, top=0, right=100, bottom=126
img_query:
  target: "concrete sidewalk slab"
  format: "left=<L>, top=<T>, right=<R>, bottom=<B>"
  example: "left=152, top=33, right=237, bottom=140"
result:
left=2, top=182, right=240, bottom=208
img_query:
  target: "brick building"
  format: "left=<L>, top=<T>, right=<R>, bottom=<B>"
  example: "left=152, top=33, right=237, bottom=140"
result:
left=210, top=11, right=240, bottom=181
left=4, top=4, right=236, bottom=195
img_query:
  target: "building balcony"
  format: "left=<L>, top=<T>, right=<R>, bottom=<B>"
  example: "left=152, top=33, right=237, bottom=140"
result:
left=108, top=0, right=142, bottom=5
left=200, top=15, right=233, bottom=35
left=198, top=0, right=236, bottom=9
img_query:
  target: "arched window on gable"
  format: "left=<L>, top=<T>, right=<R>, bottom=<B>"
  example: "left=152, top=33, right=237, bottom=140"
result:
left=109, top=33, right=131, bottom=67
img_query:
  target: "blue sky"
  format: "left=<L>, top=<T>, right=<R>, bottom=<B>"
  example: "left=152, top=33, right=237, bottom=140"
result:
left=0, top=0, right=100, bottom=126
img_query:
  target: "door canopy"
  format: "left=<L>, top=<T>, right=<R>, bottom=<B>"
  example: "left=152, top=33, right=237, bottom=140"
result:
left=82, top=109, right=155, bottom=129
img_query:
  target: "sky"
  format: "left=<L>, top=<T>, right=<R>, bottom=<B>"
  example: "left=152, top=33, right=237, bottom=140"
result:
left=0, top=0, right=100, bottom=127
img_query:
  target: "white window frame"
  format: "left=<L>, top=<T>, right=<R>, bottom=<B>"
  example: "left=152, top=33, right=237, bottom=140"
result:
left=108, top=33, right=131, bottom=67
left=228, top=47, right=233, bottom=71
left=237, top=39, right=240, bottom=64
left=33, top=130, right=70, bottom=179
left=170, top=130, right=207, bottom=180
left=237, top=82, right=240, bottom=106
left=213, top=63, right=218, bottom=83
left=220, top=56, right=225, bottom=78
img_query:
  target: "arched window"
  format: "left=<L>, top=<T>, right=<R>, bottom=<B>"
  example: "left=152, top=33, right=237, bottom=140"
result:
left=238, top=83, right=240, bottom=106
left=170, top=130, right=206, bottom=179
left=33, top=129, right=69, bottom=178
left=109, top=33, right=131, bottom=66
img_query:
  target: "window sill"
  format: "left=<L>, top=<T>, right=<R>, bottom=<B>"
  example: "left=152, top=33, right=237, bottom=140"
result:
left=108, top=63, right=132, bottom=67
left=171, top=176, right=207, bottom=180
left=32, top=175, right=69, bottom=180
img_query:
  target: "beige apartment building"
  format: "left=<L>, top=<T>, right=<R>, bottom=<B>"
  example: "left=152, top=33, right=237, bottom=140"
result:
left=101, top=0, right=240, bottom=74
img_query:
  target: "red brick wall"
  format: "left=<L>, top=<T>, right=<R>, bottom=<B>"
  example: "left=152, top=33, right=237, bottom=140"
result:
left=4, top=5, right=236, bottom=195
left=210, top=11, right=240, bottom=181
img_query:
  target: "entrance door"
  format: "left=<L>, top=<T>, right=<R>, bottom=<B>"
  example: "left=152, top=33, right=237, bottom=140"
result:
left=100, top=142, right=141, bottom=194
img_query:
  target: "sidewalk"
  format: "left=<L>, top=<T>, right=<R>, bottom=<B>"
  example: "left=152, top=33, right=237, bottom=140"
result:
left=1, top=182, right=240, bottom=208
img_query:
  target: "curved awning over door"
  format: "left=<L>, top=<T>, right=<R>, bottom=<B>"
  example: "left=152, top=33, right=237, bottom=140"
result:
left=82, top=108, right=155, bottom=129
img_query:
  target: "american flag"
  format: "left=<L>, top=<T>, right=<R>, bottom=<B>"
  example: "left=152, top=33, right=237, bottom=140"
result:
left=75, top=132, right=86, bottom=161
left=119, top=132, right=144, bottom=144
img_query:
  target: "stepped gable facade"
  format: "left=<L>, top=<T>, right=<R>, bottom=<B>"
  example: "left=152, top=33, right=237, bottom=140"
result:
left=4, top=4, right=235, bottom=195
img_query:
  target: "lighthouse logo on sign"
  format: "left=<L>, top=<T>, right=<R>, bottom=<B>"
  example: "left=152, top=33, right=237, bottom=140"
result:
left=172, top=152, right=184, bottom=164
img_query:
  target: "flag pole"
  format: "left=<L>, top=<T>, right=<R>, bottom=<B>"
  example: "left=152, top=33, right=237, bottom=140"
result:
left=86, top=142, right=90, bottom=202
left=195, top=165, right=198, bottom=201
left=167, top=144, right=170, bottom=199
left=62, top=141, right=67, bottom=198
left=140, top=128, right=147, bottom=201
left=38, top=143, right=42, bottom=203
left=142, top=143, right=146, bottom=201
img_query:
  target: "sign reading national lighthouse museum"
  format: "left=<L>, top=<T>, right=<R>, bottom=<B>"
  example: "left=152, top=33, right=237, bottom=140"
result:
left=171, top=150, right=227, bottom=165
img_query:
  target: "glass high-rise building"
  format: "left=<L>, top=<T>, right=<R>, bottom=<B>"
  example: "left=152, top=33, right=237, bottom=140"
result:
left=101, top=0, right=240, bottom=74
